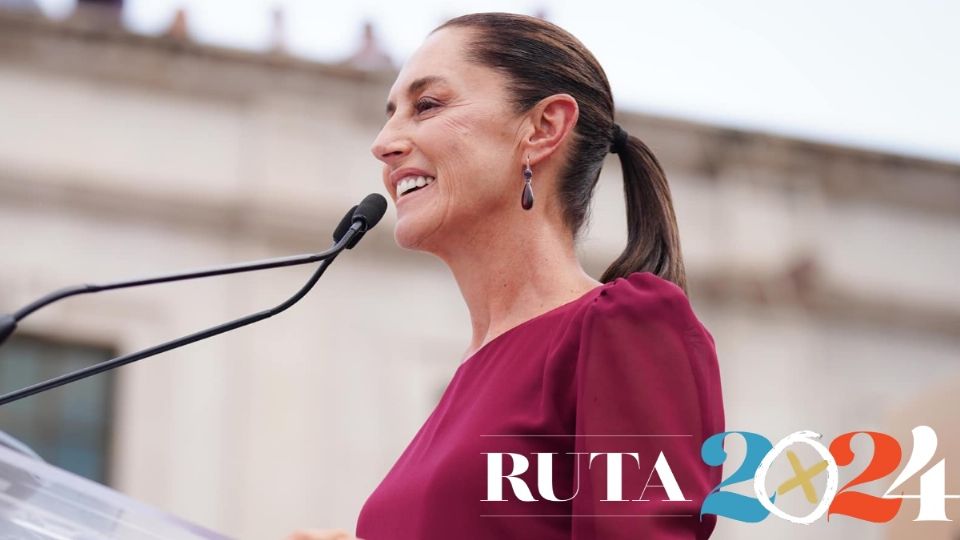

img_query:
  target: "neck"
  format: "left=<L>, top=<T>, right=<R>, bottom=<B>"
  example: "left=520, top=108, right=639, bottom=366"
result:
left=434, top=211, right=601, bottom=362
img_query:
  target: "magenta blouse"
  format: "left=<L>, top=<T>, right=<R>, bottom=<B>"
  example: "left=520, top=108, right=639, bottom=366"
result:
left=356, top=272, right=725, bottom=539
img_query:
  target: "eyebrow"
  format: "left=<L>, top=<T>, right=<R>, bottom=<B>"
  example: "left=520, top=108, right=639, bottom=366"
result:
left=385, top=75, right=447, bottom=116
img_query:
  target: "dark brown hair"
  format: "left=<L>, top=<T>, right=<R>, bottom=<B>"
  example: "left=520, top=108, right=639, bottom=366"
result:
left=433, top=12, right=686, bottom=292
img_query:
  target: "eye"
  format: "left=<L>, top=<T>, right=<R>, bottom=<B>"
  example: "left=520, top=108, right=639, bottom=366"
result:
left=415, top=98, right=439, bottom=114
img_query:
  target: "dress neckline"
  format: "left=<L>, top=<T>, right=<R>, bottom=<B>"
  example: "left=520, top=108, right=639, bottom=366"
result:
left=459, top=279, right=615, bottom=366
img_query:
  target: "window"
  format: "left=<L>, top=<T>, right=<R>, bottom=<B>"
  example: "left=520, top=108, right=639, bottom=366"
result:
left=0, top=334, right=116, bottom=485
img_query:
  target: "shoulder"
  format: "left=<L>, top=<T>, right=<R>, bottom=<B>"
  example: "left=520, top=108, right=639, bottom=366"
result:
left=573, top=272, right=725, bottom=441
left=587, top=272, right=696, bottom=327
left=576, top=271, right=716, bottom=351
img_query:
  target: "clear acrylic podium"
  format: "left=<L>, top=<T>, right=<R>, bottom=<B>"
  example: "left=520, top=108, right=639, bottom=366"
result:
left=0, top=439, right=232, bottom=539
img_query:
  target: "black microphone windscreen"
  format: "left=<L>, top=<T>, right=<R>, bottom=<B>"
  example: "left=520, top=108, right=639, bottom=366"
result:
left=354, top=193, right=388, bottom=230
left=334, top=205, right=358, bottom=242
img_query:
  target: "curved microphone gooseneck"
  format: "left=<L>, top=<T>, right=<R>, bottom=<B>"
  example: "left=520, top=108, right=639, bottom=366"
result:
left=0, top=194, right=387, bottom=407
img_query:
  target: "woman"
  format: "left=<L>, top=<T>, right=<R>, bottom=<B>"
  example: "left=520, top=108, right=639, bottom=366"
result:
left=288, top=12, right=724, bottom=540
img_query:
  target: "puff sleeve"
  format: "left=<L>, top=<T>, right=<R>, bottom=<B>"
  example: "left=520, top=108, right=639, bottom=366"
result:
left=571, top=272, right=725, bottom=539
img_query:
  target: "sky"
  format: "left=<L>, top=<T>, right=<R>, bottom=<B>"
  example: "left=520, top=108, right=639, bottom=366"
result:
left=32, top=0, right=960, bottom=164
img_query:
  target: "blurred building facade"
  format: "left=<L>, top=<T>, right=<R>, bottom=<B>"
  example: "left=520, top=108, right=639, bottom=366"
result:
left=0, top=9, right=958, bottom=540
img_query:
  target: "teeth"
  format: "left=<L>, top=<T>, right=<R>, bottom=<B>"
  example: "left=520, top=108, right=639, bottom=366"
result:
left=397, top=175, right=436, bottom=197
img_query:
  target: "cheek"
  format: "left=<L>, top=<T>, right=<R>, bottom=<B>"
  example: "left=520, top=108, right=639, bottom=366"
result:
left=432, top=116, right=472, bottom=174
left=434, top=115, right=513, bottom=205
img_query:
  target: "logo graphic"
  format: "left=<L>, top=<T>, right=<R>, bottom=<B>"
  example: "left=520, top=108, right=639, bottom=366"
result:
left=483, top=426, right=958, bottom=524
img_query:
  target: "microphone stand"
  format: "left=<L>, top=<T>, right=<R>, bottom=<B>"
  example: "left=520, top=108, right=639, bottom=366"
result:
left=5, top=252, right=335, bottom=327
left=0, top=195, right=385, bottom=406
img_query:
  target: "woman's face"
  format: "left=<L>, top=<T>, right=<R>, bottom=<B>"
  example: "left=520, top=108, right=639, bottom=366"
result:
left=370, top=27, right=525, bottom=254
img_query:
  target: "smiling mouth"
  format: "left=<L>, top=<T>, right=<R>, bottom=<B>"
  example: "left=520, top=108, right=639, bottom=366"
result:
left=397, top=175, right=436, bottom=198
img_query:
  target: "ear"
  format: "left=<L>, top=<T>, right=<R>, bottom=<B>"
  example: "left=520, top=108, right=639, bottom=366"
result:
left=524, top=93, right=579, bottom=166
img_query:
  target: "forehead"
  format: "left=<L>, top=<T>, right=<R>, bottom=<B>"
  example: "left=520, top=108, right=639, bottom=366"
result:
left=385, top=27, right=503, bottom=107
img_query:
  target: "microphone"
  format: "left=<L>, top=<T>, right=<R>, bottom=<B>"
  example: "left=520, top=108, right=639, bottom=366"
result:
left=342, top=193, right=388, bottom=249
left=0, top=194, right=387, bottom=348
left=354, top=193, right=388, bottom=229
left=333, top=205, right=358, bottom=245
left=0, top=194, right=387, bottom=406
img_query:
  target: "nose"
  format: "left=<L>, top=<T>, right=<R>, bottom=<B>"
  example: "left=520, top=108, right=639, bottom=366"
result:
left=370, top=118, right=411, bottom=166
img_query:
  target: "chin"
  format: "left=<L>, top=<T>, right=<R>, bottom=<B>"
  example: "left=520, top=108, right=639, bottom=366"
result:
left=393, top=226, right=421, bottom=251
left=393, top=214, right=440, bottom=252
left=392, top=191, right=454, bottom=252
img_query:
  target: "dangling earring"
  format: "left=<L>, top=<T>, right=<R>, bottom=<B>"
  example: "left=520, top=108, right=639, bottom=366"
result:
left=521, top=155, right=534, bottom=210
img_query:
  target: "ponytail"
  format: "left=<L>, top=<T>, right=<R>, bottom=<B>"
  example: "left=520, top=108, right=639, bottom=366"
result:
left=600, top=134, right=687, bottom=293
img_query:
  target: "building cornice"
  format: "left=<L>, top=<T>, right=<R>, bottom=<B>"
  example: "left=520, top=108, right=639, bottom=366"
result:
left=3, top=10, right=957, bottom=216
left=3, top=169, right=957, bottom=338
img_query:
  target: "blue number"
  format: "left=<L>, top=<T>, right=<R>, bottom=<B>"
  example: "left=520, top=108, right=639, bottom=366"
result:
left=700, top=431, right=776, bottom=523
